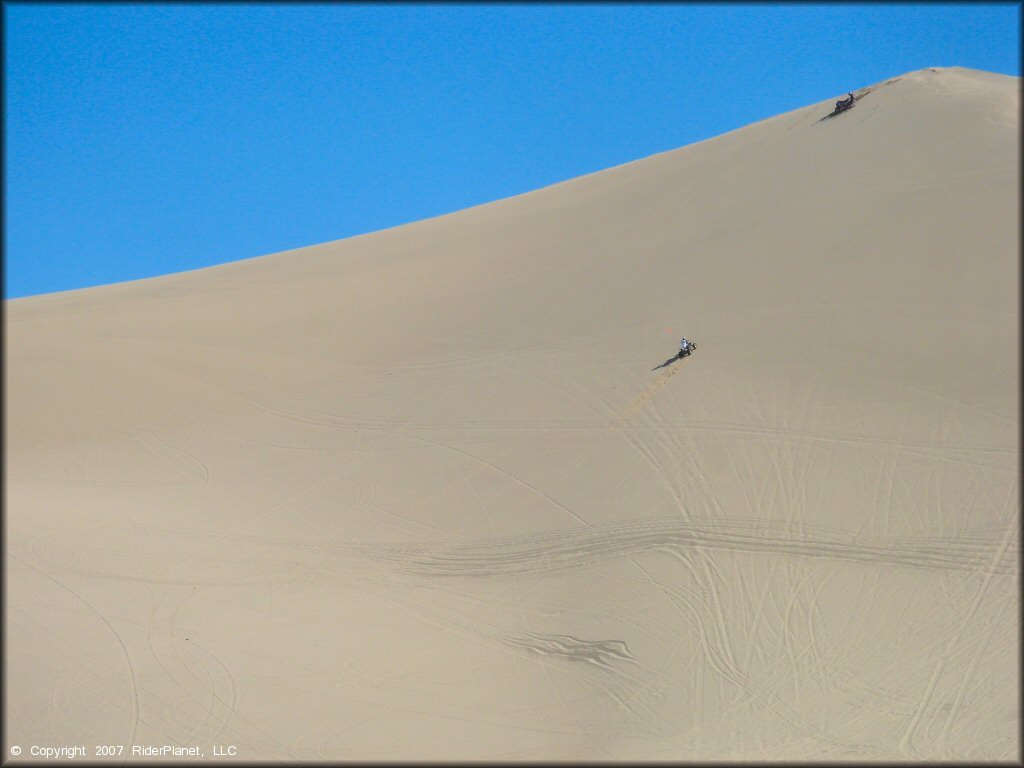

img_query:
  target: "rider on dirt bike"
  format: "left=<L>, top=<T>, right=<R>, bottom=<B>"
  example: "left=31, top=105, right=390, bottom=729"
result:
left=836, top=91, right=854, bottom=110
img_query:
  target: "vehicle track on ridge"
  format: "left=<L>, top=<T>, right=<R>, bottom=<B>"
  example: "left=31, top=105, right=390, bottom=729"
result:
left=339, top=515, right=1019, bottom=579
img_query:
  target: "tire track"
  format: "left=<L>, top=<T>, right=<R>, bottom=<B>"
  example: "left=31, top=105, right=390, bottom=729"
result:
left=179, top=637, right=238, bottom=743
left=143, top=589, right=239, bottom=744
left=133, top=429, right=210, bottom=490
left=8, top=552, right=140, bottom=749
left=7, top=602, right=191, bottom=749
left=197, top=383, right=1018, bottom=465
left=340, top=515, right=1019, bottom=578
left=510, top=358, right=687, bottom=520
left=624, top=364, right=683, bottom=416
left=898, top=487, right=1019, bottom=757
left=631, top=557, right=854, bottom=752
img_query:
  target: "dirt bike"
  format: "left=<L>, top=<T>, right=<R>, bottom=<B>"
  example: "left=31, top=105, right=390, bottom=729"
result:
left=833, top=95, right=855, bottom=114
left=678, top=342, right=697, bottom=358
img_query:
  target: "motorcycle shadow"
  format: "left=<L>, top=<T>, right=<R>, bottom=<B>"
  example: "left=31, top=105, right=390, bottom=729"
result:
left=651, top=350, right=693, bottom=371
left=651, top=356, right=679, bottom=371
left=819, top=102, right=855, bottom=122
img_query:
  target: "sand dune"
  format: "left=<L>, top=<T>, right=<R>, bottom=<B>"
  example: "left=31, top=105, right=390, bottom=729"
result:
left=6, top=67, right=1019, bottom=760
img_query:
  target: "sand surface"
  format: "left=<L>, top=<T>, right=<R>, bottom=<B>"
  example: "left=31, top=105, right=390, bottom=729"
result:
left=5, top=67, right=1019, bottom=761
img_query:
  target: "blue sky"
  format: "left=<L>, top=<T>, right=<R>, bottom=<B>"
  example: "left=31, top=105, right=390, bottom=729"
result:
left=5, top=3, right=1020, bottom=299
